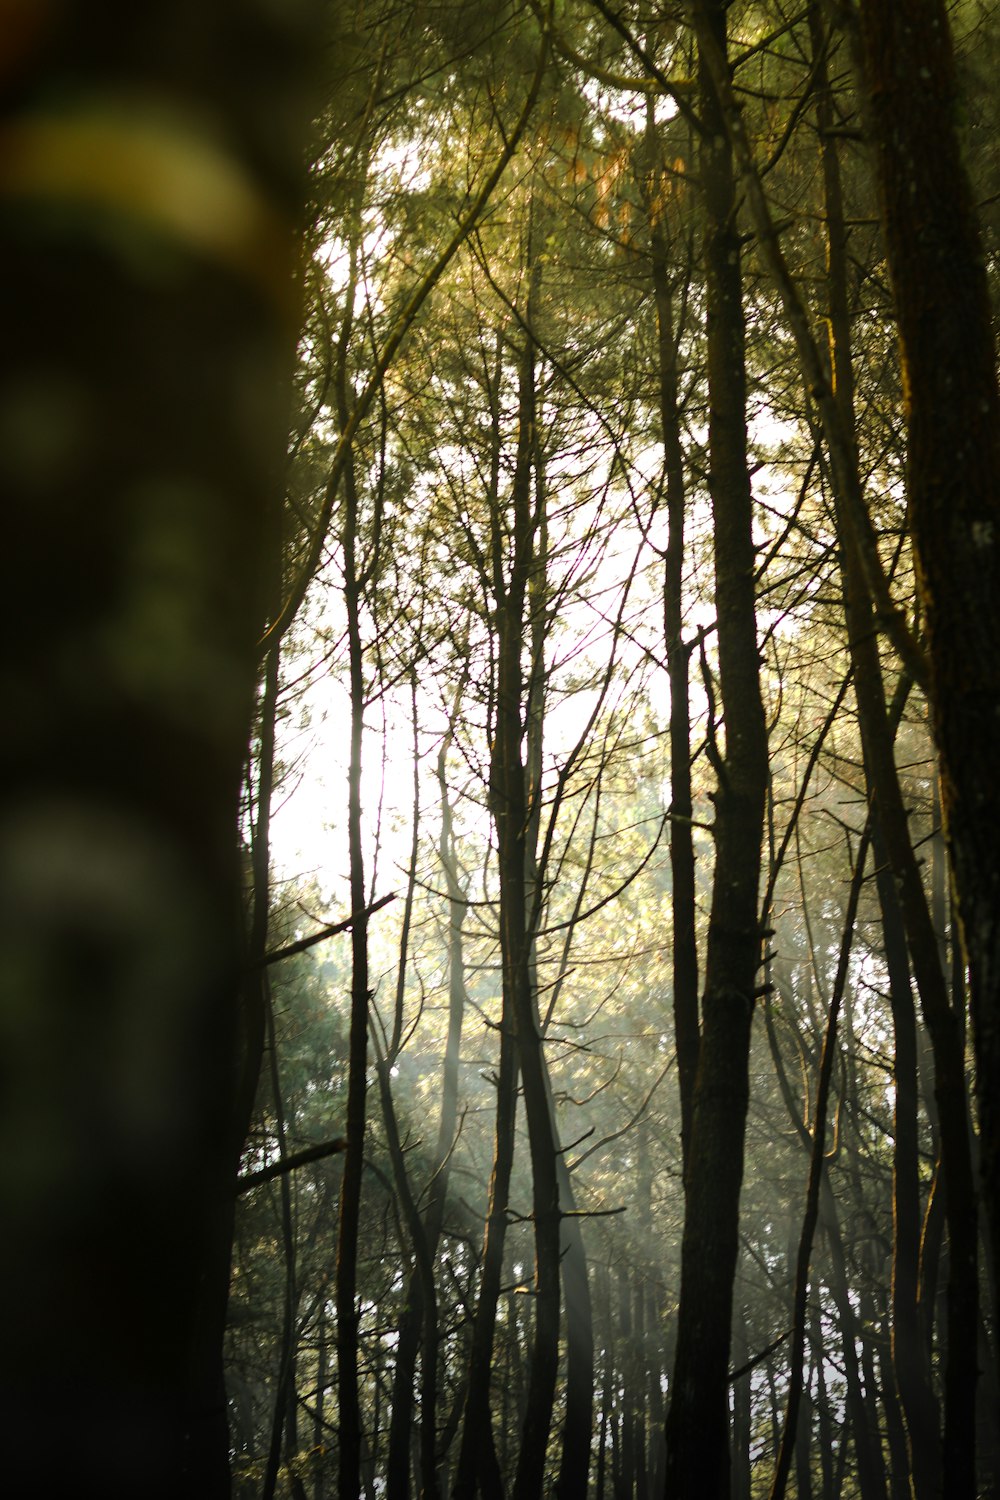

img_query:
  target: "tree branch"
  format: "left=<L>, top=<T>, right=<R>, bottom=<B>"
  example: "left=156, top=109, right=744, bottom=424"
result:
left=253, top=892, right=397, bottom=969
left=237, top=1138, right=348, bottom=1193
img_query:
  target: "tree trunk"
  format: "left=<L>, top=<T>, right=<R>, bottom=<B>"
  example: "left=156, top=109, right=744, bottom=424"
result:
left=491, top=276, right=562, bottom=1500
left=819, top=1192, right=888, bottom=1500
left=769, top=822, right=871, bottom=1500
left=802, top=33, right=939, bottom=1477
left=335, top=313, right=372, bottom=1500
left=663, top=5, right=769, bottom=1494
left=451, top=329, right=522, bottom=1500
left=644, top=106, right=699, bottom=1169
left=730, top=1314, right=752, bottom=1500
left=766, top=1001, right=887, bottom=1500
left=451, top=1023, right=518, bottom=1500
left=0, top=5, right=318, bottom=1494
left=261, top=986, right=301, bottom=1500
left=525, top=406, right=595, bottom=1500
left=817, top=16, right=979, bottom=1488
left=856, top=0, right=1000, bottom=1312
left=873, top=815, right=942, bottom=1500
left=386, top=693, right=470, bottom=1500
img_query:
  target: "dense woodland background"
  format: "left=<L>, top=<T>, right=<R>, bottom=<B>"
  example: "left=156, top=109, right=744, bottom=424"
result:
left=2, top=1, right=999, bottom=1498
left=227, top=1, right=1000, bottom=1496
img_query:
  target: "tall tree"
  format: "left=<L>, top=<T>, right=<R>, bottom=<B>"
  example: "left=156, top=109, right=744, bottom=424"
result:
left=812, top=14, right=978, bottom=1490
left=663, top=3, right=770, bottom=1494
left=0, top=3, right=320, bottom=1494
left=855, top=0, right=1000, bottom=1307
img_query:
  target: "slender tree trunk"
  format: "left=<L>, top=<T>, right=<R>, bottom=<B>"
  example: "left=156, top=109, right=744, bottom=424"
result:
left=873, top=812, right=942, bottom=1500
left=794, top=1379, right=813, bottom=1500
left=646, top=1277, right=667, bottom=1500
left=634, top=1279, right=649, bottom=1500
left=766, top=1003, right=886, bottom=1500
left=525, top=421, right=595, bottom=1500
left=879, top=1335, right=913, bottom=1500
left=644, top=106, right=699, bottom=1167
left=335, top=330, right=372, bottom=1500
left=819, top=1192, right=888, bottom=1500
left=490, top=279, right=562, bottom=1500
left=371, top=689, right=439, bottom=1500
left=239, top=633, right=282, bottom=1151
left=730, top=1314, right=752, bottom=1500
left=811, top=1314, right=835, bottom=1500
left=769, top=822, right=871, bottom=1500
left=315, top=1309, right=329, bottom=1500
left=857, top=1289, right=889, bottom=1493
left=619, top=1268, right=636, bottom=1500
left=386, top=690, right=469, bottom=1500
left=663, top=6, right=769, bottom=1494
left=248, top=489, right=292, bottom=1500
left=451, top=334, right=522, bottom=1500
left=976, top=1305, right=1000, bottom=1497
left=451, top=1026, right=518, bottom=1500
left=554, top=1179, right=594, bottom=1500
left=597, top=1264, right=615, bottom=1500
left=262, top=988, right=301, bottom=1500
left=377, top=1055, right=442, bottom=1500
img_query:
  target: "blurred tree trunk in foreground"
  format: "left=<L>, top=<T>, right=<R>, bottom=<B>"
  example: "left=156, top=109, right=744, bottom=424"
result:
left=0, top=5, right=319, bottom=1494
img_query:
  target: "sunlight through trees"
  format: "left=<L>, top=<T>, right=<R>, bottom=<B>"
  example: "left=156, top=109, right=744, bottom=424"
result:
left=5, top=2, right=1000, bottom=1497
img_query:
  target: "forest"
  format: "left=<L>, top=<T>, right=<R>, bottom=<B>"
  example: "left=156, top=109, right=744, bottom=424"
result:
left=2, top=2, right=999, bottom=1499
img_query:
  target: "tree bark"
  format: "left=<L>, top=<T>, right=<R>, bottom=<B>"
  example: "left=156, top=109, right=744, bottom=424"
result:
left=643, top=104, right=699, bottom=1170
left=764, top=1000, right=887, bottom=1500
left=811, top=16, right=981, bottom=1488
left=335, top=265, right=373, bottom=1500
left=809, top=17, right=944, bottom=1494
left=769, top=821, right=871, bottom=1500
left=663, top=5, right=769, bottom=1494
left=491, top=273, right=562, bottom=1500
left=451, top=332, right=521, bottom=1500
left=0, top=5, right=318, bottom=1494
left=451, top=1025, right=517, bottom=1500
left=856, top=0, right=1000, bottom=1310
left=386, top=706, right=470, bottom=1500
left=525, top=408, right=594, bottom=1500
